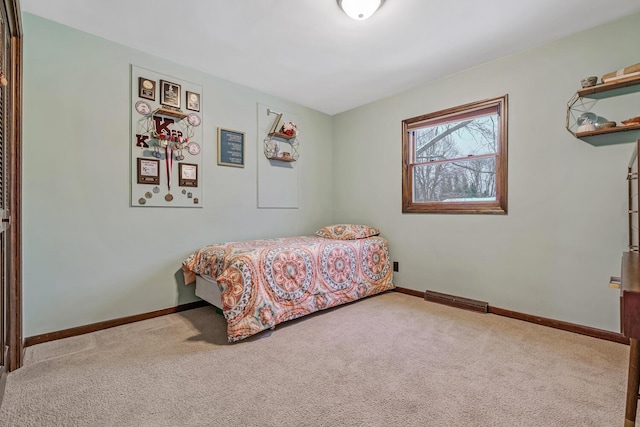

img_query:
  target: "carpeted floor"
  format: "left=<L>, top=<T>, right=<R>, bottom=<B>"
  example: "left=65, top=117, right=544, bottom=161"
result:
left=0, top=292, right=631, bottom=426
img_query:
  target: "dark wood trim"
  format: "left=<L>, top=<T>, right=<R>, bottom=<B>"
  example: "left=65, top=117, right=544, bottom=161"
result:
left=395, top=287, right=628, bottom=344
left=0, top=0, right=23, bottom=372
left=401, top=95, right=508, bottom=215
left=625, top=338, right=640, bottom=425
left=24, top=301, right=209, bottom=348
left=394, top=286, right=424, bottom=298
left=0, top=347, right=7, bottom=408
left=8, top=19, right=23, bottom=371
left=0, top=364, right=6, bottom=410
left=489, top=306, right=629, bottom=344
left=7, top=29, right=22, bottom=372
left=4, top=0, right=20, bottom=36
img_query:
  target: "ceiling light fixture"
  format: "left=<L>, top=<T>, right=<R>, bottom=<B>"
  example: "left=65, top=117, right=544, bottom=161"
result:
left=337, top=0, right=385, bottom=21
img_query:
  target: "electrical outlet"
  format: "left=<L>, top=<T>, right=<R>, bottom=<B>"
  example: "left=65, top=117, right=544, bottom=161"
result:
left=393, top=261, right=399, bottom=272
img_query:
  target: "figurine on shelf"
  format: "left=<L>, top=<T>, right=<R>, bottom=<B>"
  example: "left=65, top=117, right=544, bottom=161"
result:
left=576, top=113, right=597, bottom=132
left=622, top=116, right=640, bottom=126
left=280, top=121, right=297, bottom=137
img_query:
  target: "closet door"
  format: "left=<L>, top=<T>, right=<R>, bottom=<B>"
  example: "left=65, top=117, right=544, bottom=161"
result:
left=0, top=2, right=8, bottom=375
left=0, top=10, right=4, bottom=376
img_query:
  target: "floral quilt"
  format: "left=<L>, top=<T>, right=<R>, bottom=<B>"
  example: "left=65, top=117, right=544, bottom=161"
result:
left=182, top=235, right=394, bottom=342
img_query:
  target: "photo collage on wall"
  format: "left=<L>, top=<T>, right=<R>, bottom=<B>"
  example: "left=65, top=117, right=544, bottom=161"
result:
left=130, top=65, right=203, bottom=208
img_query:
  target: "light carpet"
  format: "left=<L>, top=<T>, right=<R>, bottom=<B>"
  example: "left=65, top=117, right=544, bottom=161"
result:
left=0, top=292, right=631, bottom=426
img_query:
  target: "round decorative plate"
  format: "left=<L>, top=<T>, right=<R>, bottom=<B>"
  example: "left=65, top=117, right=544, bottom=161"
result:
left=187, top=113, right=201, bottom=127
left=135, top=100, right=151, bottom=116
left=186, top=142, right=201, bottom=155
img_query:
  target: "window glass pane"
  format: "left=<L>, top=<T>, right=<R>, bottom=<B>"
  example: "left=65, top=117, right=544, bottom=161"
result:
left=412, top=156, right=496, bottom=202
left=413, top=114, right=498, bottom=163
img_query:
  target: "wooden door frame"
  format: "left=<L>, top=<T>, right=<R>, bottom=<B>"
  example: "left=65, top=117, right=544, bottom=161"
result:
left=3, top=0, right=22, bottom=372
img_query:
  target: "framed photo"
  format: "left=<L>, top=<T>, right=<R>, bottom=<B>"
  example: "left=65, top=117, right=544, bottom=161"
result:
left=186, top=91, right=200, bottom=112
left=160, top=80, right=181, bottom=109
left=137, top=158, right=160, bottom=185
left=138, top=77, right=156, bottom=101
left=179, top=163, right=198, bottom=187
left=217, top=128, right=245, bottom=168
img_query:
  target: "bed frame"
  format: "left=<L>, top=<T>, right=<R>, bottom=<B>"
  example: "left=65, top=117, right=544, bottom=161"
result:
left=195, top=274, right=223, bottom=312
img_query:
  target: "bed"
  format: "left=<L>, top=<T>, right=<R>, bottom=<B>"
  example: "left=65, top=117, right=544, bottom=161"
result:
left=182, top=224, right=395, bottom=342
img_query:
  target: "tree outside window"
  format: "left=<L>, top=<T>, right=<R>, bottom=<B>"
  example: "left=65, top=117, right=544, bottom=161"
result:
left=402, top=95, right=508, bottom=214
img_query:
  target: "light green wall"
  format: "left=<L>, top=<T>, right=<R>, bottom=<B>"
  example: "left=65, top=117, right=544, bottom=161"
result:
left=332, top=12, right=640, bottom=332
left=22, top=14, right=333, bottom=336
left=22, top=11, right=640, bottom=337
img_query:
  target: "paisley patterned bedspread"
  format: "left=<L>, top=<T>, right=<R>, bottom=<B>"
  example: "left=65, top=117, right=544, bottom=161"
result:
left=182, top=235, right=394, bottom=342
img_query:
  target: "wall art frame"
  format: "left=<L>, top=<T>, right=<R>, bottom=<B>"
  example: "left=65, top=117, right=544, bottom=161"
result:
left=160, top=79, right=181, bottom=108
left=137, top=157, right=160, bottom=185
left=131, top=65, right=203, bottom=208
left=179, top=163, right=198, bottom=187
left=217, top=127, right=245, bottom=168
left=186, top=91, right=200, bottom=112
left=138, top=77, right=156, bottom=101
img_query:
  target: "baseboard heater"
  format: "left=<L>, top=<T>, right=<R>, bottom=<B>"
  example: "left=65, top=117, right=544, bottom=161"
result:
left=424, top=290, right=489, bottom=313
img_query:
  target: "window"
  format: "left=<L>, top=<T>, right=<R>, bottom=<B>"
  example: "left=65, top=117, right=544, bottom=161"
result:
left=402, top=95, right=508, bottom=214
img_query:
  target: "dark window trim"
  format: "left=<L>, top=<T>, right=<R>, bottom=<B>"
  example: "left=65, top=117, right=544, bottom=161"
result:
left=402, top=95, right=508, bottom=214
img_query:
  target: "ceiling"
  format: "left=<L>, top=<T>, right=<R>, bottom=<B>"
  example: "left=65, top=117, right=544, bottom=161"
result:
left=20, top=0, right=640, bottom=116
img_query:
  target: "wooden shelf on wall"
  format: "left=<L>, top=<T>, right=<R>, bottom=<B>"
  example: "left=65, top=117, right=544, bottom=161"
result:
left=269, top=155, right=296, bottom=163
left=263, top=109, right=299, bottom=163
left=268, top=131, right=297, bottom=140
left=567, top=73, right=640, bottom=146
left=575, top=124, right=640, bottom=146
left=577, top=75, right=640, bottom=100
left=153, top=107, right=189, bottom=120
left=576, top=125, right=640, bottom=146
